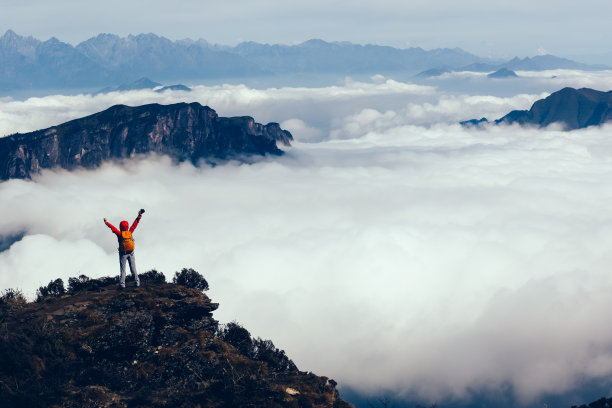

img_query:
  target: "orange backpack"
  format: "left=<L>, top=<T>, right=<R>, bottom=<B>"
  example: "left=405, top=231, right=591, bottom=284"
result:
left=119, top=231, right=135, bottom=252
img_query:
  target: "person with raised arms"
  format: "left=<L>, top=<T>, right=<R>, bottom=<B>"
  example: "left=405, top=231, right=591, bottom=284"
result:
left=104, top=209, right=145, bottom=289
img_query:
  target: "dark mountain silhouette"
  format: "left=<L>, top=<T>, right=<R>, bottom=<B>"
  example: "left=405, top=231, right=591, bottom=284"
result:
left=461, top=87, right=612, bottom=129
left=572, top=397, right=612, bottom=408
left=460, top=117, right=489, bottom=127
left=487, top=68, right=518, bottom=78
left=0, top=270, right=351, bottom=407
left=0, top=102, right=293, bottom=180
left=496, top=87, right=612, bottom=128
left=415, top=65, right=453, bottom=78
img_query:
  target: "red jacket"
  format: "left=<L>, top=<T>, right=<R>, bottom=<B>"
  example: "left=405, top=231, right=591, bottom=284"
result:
left=105, top=213, right=142, bottom=252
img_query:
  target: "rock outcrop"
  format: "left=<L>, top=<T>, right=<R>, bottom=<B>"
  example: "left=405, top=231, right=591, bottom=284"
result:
left=572, top=397, right=612, bottom=408
left=487, top=68, right=518, bottom=78
left=496, top=87, right=612, bottom=129
left=461, top=87, right=612, bottom=130
left=0, top=102, right=293, bottom=180
left=0, top=276, right=351, bottom=407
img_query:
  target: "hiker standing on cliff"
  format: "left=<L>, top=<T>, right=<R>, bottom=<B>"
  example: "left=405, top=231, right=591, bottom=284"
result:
left=104, top=209, right=145, bottom=288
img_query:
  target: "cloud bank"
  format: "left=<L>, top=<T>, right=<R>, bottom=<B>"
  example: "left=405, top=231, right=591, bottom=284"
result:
left=3, top=77, right=612, bottom=405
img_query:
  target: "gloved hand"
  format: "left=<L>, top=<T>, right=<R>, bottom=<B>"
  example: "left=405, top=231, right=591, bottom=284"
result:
left=139, top=209, right=145, bottom=215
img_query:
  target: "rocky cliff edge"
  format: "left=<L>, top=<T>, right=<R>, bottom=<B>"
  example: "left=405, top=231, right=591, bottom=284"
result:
left=0, top=273, right=349, bottom=408
left=0, top=102, right=293, bottom=180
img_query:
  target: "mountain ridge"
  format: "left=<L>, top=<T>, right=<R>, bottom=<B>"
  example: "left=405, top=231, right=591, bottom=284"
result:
left=460, top=87, right=612, bottom=129
left=0, top=102, right=293, bottom=180
left=2, top=30, right=608, bottom=92
left=0, top=271, right=351, bottom=407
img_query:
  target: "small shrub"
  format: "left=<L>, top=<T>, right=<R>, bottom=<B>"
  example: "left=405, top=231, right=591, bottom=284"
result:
left=253, top=338, right=297, bottom=372
left=0, top=288, right=26, bottom=303
left=68, top=275, right=90, bottom=293
left=36, top=278, right=65, bottom=302
left=139, top=269, right=166, bottom=283
left=217, top=322, right=254, bottom=357
left=67, top=275, right=118, bottom=292
left=97, top=276, right=119, bottom=286
left=0, top=288, right=27, bottom=317
left=173, top=268, right=209, bottom=291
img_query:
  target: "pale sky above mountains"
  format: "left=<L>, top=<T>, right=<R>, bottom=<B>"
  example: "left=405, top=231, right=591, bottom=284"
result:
left=1, top=0, right=611, bottom=60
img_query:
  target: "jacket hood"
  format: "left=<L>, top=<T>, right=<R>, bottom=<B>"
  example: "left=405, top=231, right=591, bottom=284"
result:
left=120, top=221, right=129, bottom=231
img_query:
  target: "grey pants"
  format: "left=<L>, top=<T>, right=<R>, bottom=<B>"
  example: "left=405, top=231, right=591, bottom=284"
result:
left=119, top=252, right=140, bottom=287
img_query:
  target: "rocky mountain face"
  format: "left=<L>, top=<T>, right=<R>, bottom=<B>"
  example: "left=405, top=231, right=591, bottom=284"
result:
left=461, top=87, right=612, bottom=129
left=0, top=274, right=351, bottom=407
left=496, top=87, right=612, bottom=128
left=572, top=397, right=612, bottom=408
left=0, top=102, right=293, bottom=180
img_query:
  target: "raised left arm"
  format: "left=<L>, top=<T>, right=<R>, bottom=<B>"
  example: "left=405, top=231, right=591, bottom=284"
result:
left=130, top=209, right=144, bottom=232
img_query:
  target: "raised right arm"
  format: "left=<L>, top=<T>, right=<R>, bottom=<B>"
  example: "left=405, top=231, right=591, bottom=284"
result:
left=104, top=218, right=120, bottom=235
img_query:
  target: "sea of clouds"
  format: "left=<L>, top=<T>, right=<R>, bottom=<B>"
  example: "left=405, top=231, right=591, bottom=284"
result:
left=2, top=72, right=612, bottom=405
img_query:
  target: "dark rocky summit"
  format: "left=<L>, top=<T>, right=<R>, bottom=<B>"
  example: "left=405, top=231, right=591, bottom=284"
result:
left=0, top=102, right=293, bottom=180
left=0, top=272, right=351, bottom=407
left=415, top=65, right=453, bottom=78
left=572, top=397, right=612, bottom=408
left=497, top=87, right=612, bottom=129
left=487, top=68, right=518, bottom=78
left=461, top=87, right=612, bottom=130
left=460, top=117, right=489, bottom=127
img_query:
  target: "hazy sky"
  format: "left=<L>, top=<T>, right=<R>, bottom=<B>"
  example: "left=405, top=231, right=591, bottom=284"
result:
left=1, top=0, right=612, bottom=59
left=3, top=72, right=612, bottom=405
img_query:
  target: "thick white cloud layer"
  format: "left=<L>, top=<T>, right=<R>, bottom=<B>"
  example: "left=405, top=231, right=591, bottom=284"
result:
left=2, top=77, right=612, bottom=404
left=0, top=78, right=435, bottom=139
left=3, top=71, right=611, bottom=142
